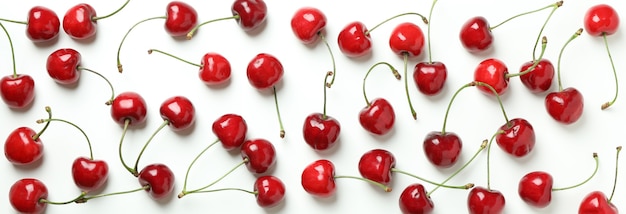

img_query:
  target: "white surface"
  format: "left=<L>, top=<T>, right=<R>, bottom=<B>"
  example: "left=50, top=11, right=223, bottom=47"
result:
left=1, top=0, right=625, bottom=213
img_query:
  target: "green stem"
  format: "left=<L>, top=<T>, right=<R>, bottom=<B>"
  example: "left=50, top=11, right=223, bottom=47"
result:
left=133, top=120, right=169, bottom=173
left=39, top=118, right=93, bottom=160
left=600, top=33, right=619, bottom=110
left=322, top=71, right=333, bottom=119
left=428, top=139, right=487, bottom=196
left=608, top=146, right=621, bottom=203
left=118, top=119, right=136, bottom=176
left=179, top=158, right=248, bottom=198
left=148, top=49, right=201, bottom=67
left=334, top=175, right=392, bottom=192
left=180, top=139, right=220, bottom=195
left=532, top=1, right=562, bottom=61
left=552, top=152, right=599, bottom=191
left=40, top=192, right=87, bottom=205
left=186, top=15, right=239, bottom=40
left=441, top=83, right=473, bottom=134
left=365, top=12, right=428, bottom=35
left=273, top=86, right=285, bottom=138
left=556, top=28, right=583, bottom=91
left=93, top=0, right=131, bottom=21
left=507, top=36, right=547, bottom=77
left=77, top=185, right=149, bottom=203
left=391, top=168, right=470, bottom=190
left=489, top=2, right=558, bottom=30
left=473, top=82, right=510, bottom=126
left=117, top=16, right=166, bottom=73
left=403, top=53, right=417, bottom=120
left=77, top=67, right=115, bottom=105
left=32, top=106, right=52, bottom=141
left=486, top=130, right=503, bottom=190
left=0, top=21, right=17, bottom=77
left=193, top=188, right=256, bottom=195
left=362, top=62, right=400, bottom=106
left=0, top=18, right=27, bottom=25
left=320, top=33, right=337, bottom=88
left=426, top=0, right=438, bottom=63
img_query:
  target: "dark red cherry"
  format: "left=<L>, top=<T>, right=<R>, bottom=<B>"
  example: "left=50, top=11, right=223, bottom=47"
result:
left=26, top=6, right=60, bottom=42
left=231, top=0, right=267, bottom=31
left=241, top=139, right=276, bottom=174
left=496, top=118, right=536, bottom=157
left=422, top=131, right=462, bottom=168
left=467, top=186, right=506, bottom=214
left=165, top=1, right=198, bottom=37
left=138, top=163, right=175, bottom=200
left=110, top=92, right=148, bottom=126
left=399, top=183, right=434, bottom=214
left=519, top=59, right=554, bottom=93
left=46, top=48, right=81, bottom=85
left=72, top=157, right=109, bottom=192
left=212, top=114, right=247, bottom=151
left=254, top=175, right=286, bottom=208
left=302, top=113, right=340, bottom=151
left=246, top=53, right=284, bottom=90
left=518, top=171, right=553, bottom=208
left=545, top=87, right=584, bottom=124
left=414, top=62, right=447, bottom=96
left=358, top=149, right=395, bottom=185
left=359, top=98, right=395, bottom=135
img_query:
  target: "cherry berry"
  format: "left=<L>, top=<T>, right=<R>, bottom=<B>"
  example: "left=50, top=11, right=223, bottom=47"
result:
left=399, top=183, right=434, bottom=214
left=519, top=59, right=555, bottom=93
left=165, top=1, right=198, bottom=37
left=9, top=178, right=48, bottom=214
left=72, top=157, right=109, bottom=192
left=467, top=186, right=506, bottom=214
left=46, top=48, right=81, bottom=85
left=414, top=62, right=447, bottom=96
left=496, top=118, right=535, bottom=157
left=4, top=127, right=43, bottom=165
left=337, top=21, right=371, bottom=58
left=474, top=58, right=509, bottom=96
left=545, top=87, right=584, bottom=124
left=254, top=175, right=286, bottom=208
left=138, top=163, right=175, bottom=200
left=423, top=131, right=462, bottom=168
left=160, top=96, right=195, bottom=131
left=212, top=114, right=247, bottom=151
left=358, top=149, right=395, bottom=185
left=303, top=113, right=340, bottom=151
left=459, top=16, right=492, bottom=53
left=241, top=139, right=276, bottom=174
left=291, top=7, right=326, bottom=44
left=110, top=91, right=148, bottom=126
left=301, top=159, right=336, bottom=198
left=584, top=4, right=620, bottom=37
left=62, top=4, right=97, bottom=39
left=232, top=0, right=267, bottom=32
left=26, top=6, right=60, bottom=42
left=518, top=171, right=553, bottom=208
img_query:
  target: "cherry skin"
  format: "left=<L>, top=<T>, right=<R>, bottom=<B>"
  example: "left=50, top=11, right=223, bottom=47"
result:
left=26, top=6, right=60, bottom=42
left=545, top=87, right=584, bottom=124
left=399, top=183, right=434, bottom=214
left=4, top=127, right=43, bottom=165
left=254, top=175, right=286, bottom=208
left=519, top=59, right=555, bottom=93
left=584, top=4, right=620, bottom=37
left=160, top=96, right=195, bottom=131
left=110, top=92, right=148, bottom=126
left=165, top=1, right=198, bottom=37
left=62, top=3, right=97, bottom=39
left=301, top=159, right=336, bottom=198
left=212, top=114, right=247, bottom=151
left=496, top=118, right=535, bottom=157
left=231, top=0, right=267, bottom=32
left=9, top=178, right=48, bottom=214
left=46, top=48, right=81, bottom=85
left=474, top=58, right=509, bottom=96
left=138, top=163, right=175, bottom=200
left=358, top=149, right=395, bottom=185
left=459, top=16, right=493, bottom=53
left=290, top=7, right=326, bottom=44
left=303, top=113, right=340, bottom=151
left=389, top=22, right=425, bottom=58
left=423, top=131, right=462, bottom=168
left=359, top=98, right=395, bottom=135
left=518, top=171, right=553, bottom=208
left=199, top=53, right=231, bottom=86
left=414, top=62, right=447, bottom=96
left=0, top=74, right=35, bottom=109
left=467, top=186, right=506, bottom=214
left=241, top=139, right=276, bottom=174
left=578, top=191, right=618, bottom=214
left=337, top=21, right=371, bottom=58
left=72, top=157, right=109, bottom=192
left=247, top=53, right=284, bottom=90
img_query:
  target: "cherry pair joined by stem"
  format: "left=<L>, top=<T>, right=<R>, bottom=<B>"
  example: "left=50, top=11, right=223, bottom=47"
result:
left=0, top=21, right=35, bottom=109
left=247, top=53, right=286, bottom=138
left=0, top=6, right=59, bottom=43
left=4, top=106, right=51, bottom=165
left=578, top=146, right=621, bottom=213
left=148, top=49, right=232, bottom=86
left=301, top=159, right=391, bottom=198
left=359, top=62, right=401, bottom=136
left=187, top=0, right=267, bottom=40
left=62, top=0, right=130, bottom=40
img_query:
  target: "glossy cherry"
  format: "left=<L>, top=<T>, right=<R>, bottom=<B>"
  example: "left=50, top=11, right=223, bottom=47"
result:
left=138, top=163, right=175, bottom=200
left=389, top=22, right=425, bottom=58
left=62, top=4, right=97, bottom=39
left=584, top=4, right=619, bottom=37
left=241, top=138, right=276, bottom=174
left=165, top=1, right=198, bottom=37
left=247, top=53, right=286, bottom=138
left=358, top=149, right=395, bottom=185
left=148, top=49, right=231, bottom=86
left=291, top=7, right=326, bottom=44
left=415, top=62, right=447, bottom=96
left=1, top=74, right=35, bottom=109
left=110, top=91, right=148, bottom=126
left=337, top=22, right=371, bottom=58
left=25, top=6, right=60, bottom=42
left=399, top=183, right=434, bottom=214
left=467, top=186, right=506, bottom=214
left=301, top=159, right=336, bottom=198
left=232, top=0, right=267, bottom=32
left=160, top=96, right=195, bottom=131
left=303, top=113, right=340, bottom=151
left=254, top=175, right=286, bottom=208
left=459, top=17, right=492, bottom=53
left=9, top=178, right=48, bottom=214
left=546, top=87, right=584, bottom=124
left=423, top=131, right=462, bottom=168
left=579, top=191, right=618, bottom=214
left=4, top=127, right=43, bottom=165
left=360, top=98, right=395, bottom=135
left=519, top=59, right=555, bottom=93
left=72, top=157, right=109, bottom=192
left=46, top=48, right=81, bottom=84
left=518, top=171, right=553, bottom=208
left=474, top=58, right=509, bottom=96
left=495, top=118, right=535, bottom=157
left=212, top=114, right=247, bottom=151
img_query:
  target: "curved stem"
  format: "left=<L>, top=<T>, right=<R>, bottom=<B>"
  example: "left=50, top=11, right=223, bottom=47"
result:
left=77, top=67, right=116, bottom=105
left=473, top=82, right=510, bottom=126
left=362, top=62, right=400, bottom=106
left=608, top=146, right=621, bottom=203
left=507, top=36, right=547, bottom=77
left=0, top=21, right=17, bottom=77
left=320, top=33, right=337, bottom=88
left=334, top=175, right=392, bottom=192
left=486, top=130, right=503, bottom=190
left=148, top=49, right=201, bottom=67
left=556, top=28, right=583, bottom=91
left=0, top=18, right=27, bottom=25
left=365, top=12, right=428, bottom=35
left=600, top=33, right=619, bottom=110
left=403, top=53, right=417, bottom=120
left=273, top=86, right=285, bottom=138
left=391, top=168, right=470, bottom=190
left=186, top=15, right=239, bottom=40
left=193, top=188, right=256, bottom=195
left=532, top=1, right=562, bottom=61
left=489, top=2, right=558, bottom=31
left=32, top=106, right=52, bottom=141
left=322, top=71, right=333, bottom=119
left=429, top=139, right=488, bottom=196
left=133, top=120, right=169, bottom=173
left=179, top=158, right=248, bottom=198
left=180, top=139, right=220, bottom=195
left=441, top=83, right=474, bottom=134
left=40, top=192, right=87, bottom=205
left=117, top=16, right=166, bottom=73
left=118, top=119, right=136, bottom=176
left=552, top=152, right=599, bottom=191
left=77, top=185, right=149, bottom=203
left=39, top=118, right=93, bottom=160
left=426, top=0, right=438, bottom=63
left=93, top=0, right=130, bottom=21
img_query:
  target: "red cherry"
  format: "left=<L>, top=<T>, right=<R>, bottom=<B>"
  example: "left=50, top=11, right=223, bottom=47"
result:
left=254, top=175, right=286, bottom=208
left=9, top=178, right=48, bottom=214
left=110, top=92, right=148, bottom=126
left=160, top=96, right=195, bottom=131
left=46, top=48, right=81, bottom=85
left=232, top=0, right=267, bottom=32
left=72, top=157, right=109, bottom=192
left=212, top=114, right=247, bottom=151
left=26, top=6, right=60, bottom=42
left=389, top=22, right=425, bottom=58
left=519, top=59, right=554, bottom=93
left=459, top=16, right=492, bottom=53
left=358, top=149, right=395, bottom=185
left=545, top=87, right=584, bottom=124
left=474, top=58, right=509, bottom=96
left=359, top=98, right=396, bottom=135
left=138, top=163, right=175, bottom=200
left=199, top=53, right=231, bottom=85
left=337, top=21, right=371, bottom=58
left=1, top=74, right=35, bottom=109
left=62, top=3, right=97, bottom=39
left=302, top=113, right=340, bottom=151
left=399, top=183, right=434, bottom=214
left=422, top=131, right=462, bottom=168
left=290, top=7, right=326, bottom=44
left=495, top=118, right=535, bottom=157
left=584, top=4, right=620, bottom=37
left=4, top=127, right=43, bottom=165
left=518, top=171, right=553, bottom=208
left=241, top=139, right=276, bottom=174
left=414, top=62, right=447, bottom=96
left=301, top=159, right=336, bottom=198
left=246, top=53, right=284, bottom=89
left=467, top=186, right=506, bottom=214
left=165, top=1, right=198, bottom=37
left=578, top=191, right=618, bottom=214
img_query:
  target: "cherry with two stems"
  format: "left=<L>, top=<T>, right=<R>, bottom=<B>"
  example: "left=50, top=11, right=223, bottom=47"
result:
left=415, top=0, right=447, bottom=96
left=389, top=21, right=425, bottom=120
left=4, top=106, right=51, bottom=165
left=359, top=62, right=401, bottom=136
left=186, top=0, right=267, bottom=40
left=584, top=4, right=620, bottom=110
left=62, top=0, right=130, bottom=40
left=116, top=1, right=198, bottom=72
left=247, top=53, right=286, bottom=138
left=0, top=21, right=35, bottom=109
left=0, top=6, right=59, bottom=43
left=546, top=28, right=584, bottom=125
left=148, top=49, right=231, bottom=86
left=337, top=12, right=428, bottom=58
left=467, top=132, right=507, bottom=214
left=460, top=1, right=563, bottom=53
left=518, top=152, right=599, bottom=208
left=301, top=159, right=391, bottom=198
left=578, top=146, right=622, bottom=213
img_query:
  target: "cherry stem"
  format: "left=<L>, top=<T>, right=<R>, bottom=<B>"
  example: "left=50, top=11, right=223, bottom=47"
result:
left=40, top=192, right=87, bottom=205
left=180, top=139, right=220, bottom=196
left=506, top=36, right=547, bottom=77
left=600, top=33, right=619, bottom=110
left=532, top=1, right=562, bottom=61
left=334, top=175, right=392, bottom=192
left=403, top=53, right=417, bottom=120
left=391, top=168, right=471, bottom=190
left=441, top=82, right=497, bottom=134
left=273, top=86, right=285, bottom=138
left=37, top=118, right=94, bottom=160
left=32, top=106, right=52, bottom=141
left=148, top=49, right=201, bottom=67
left=320, top=32, right=337, bottom=88
left=486, top=130, right=504, bottom=190
left=472, top=81, right=510, bottom=126
left=552, top=152, right=599, bottom=191
left=428, top=139, right=488, bottom=196
left=118, top=119, right=137, bottom=176
left=117, top=16, right=166, bottom=73
left=556, top=28, right=583, bottom=91
left=179, top=158, right=248, bottom=198
left=489, top=1, right=560, bottom=31
left=608, top=146, right=622, bottom=203
left=193, top=188, right=256, bottom=195
left=0, top=18, right=27, bottom=25
left=92, top=0, right=131, bottom=21
left=362, top=62, right=400, bottom=107
left=186, top=15, right=239, bottom=40
left=77, top=67, right=116, bottom=105
left=0, top=21, right=17, bottom=77
left=365, top=12, right=428, bottom=35
left=76, top=185, right=149, bottom=203
left=322, top=71, right=333, bottom=119
left=426, top=0, right=438, bottom=63
left=133, top=120, right=169, bottom=174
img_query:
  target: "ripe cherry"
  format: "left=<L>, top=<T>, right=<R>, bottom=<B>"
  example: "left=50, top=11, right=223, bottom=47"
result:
left=254, top=175, right=286, bottom=208
left=138, top=163, right=176, bottom=200
left=301, top=159, right=391, bottom=198
left=291, top=7, right=326, bottom=45
left=359, top=62, right=401, bottom=135
left=389, top=22, right=425, bottom=119
left=110, top=91, right=148, bottom=127
left=467, top=131, right=510, bottom=213
left=423, top=132, right=462, bottom=168
left=5, top=107, right=51, bottom=165
left=241, top=138, right=276, bottom=174
left=9, top=178, right=48, bottom=214
left=495, top=118, right=535, bottom=157
left=578, top=146, right=621, bottom=214
left=359, top=149, right=395, bottom=185
left=187, top=0, right=267, bottom=40
left=247, top=53, right=286, bottom=138
left=0, top=6, right=60, bottom=43
left=148, top=49, right=231, bottom=86
left=62, top=1, right=129, bottom=40
left=519, top=59, right=555, bottom=93
left=212, top=114, right=248, bottom=151
left=159, top=96, right=196, bottom=131
left=0, top=22, right=35, bottom=109
left=416, top=0, right=448, bottom=97
left=303, top=72, right=340, bottom=151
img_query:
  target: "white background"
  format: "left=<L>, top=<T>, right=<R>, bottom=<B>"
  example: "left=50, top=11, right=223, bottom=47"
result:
left=1, top=0, right=625, bottom=213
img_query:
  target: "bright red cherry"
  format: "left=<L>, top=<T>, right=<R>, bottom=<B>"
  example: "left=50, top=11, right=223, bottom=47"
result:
left=578, top=191, right=618, bottom=214
left=519, top=59, right=555, bottom=93
left=545, top=87, right=584, bottom=124
left=247, top=53, right=283, bottom=89
left=25, top=6, right=60, bottom=42
left=4, top=127, right=43, bottom=165
left=46, top=48, right=81, bottom=85
left=301, top=159, right=336, bottom=198
left=160, top=96, right=195, bottom=131
left=467, top=186, right=505, bottom=214
left=199, top=53, right=231, bottom=85
left=1, top=74, right=35, bottom=109
left=165, top=1, right=198, bottom=37
left=241, top=139, right=276, bottom=174
left=110, top=92, right=148, bottom=126
left=389, top=22, right=425, bottom=58
left=414, top=62, right=447, bottom=96
left=474, top=58, right=509, bottom=96
left=584, top=4, right=620, bottom=37
left=9, top=178, right=48, bottom=214
left=459, top=16, right=492, bottom=53
left=291, top=7, right=326, bottom=44
left=337, top=21, right=371, bottom=58
left=232, top=0, right=267, bottom=32
left=303, top=113, right=340, bottom=151
left=358, top=149, right=395, bottom=185
left=518, top=171, right=553, bottom=208
left=399, top=183, right=434, bottom=214
left=212, top=114, right=247, bottom=151
left=72, top=157, right=109, bottom=192
left=423, top=132, right=462, bottom=168
left=254, top=175, right=286, bottom=208
left=62, top=4, right=97, bottom=39
left=359, top=98, right=395, bottom=135
left=138, top=163, right=175, bottom=200
left=496, top=118, right=535, bottom=157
